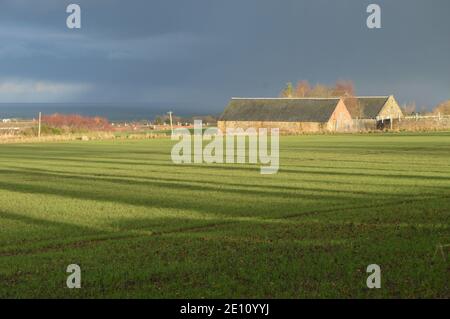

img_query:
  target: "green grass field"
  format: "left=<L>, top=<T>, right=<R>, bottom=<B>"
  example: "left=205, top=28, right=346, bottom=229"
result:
left=0, top=133, right=449, bottom=298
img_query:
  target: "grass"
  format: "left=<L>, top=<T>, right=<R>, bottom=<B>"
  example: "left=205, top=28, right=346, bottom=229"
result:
left=0, top=132, right=448, bottom=298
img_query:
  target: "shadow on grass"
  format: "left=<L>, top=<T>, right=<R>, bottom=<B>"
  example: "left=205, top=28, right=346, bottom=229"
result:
left=0, top=210, right=96, bottom=233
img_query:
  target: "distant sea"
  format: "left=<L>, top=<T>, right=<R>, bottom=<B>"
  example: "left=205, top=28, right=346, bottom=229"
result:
left=0, top=103, right=204, bottom=122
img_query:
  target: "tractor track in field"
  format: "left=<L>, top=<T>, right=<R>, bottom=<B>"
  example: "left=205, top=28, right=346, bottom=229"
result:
left=279, top=193, right=450, bottom=220
left=1, top=193, right=448, bottom=258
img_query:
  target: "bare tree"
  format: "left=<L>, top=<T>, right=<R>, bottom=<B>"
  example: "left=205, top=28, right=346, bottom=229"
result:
left=332, top=80, right=355, bottom=97
left=278, top=79, right=356, bottom=99
left=307, top=84, right=332, bottom=97
left=294, top=80, right=311, bottom=97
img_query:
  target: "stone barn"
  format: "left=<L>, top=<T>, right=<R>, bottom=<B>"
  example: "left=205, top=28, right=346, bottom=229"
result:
left=218, top=98, right=354, bottom=134
left=345, top=95, right=404, bottom=130
left=346, top=95, right=403, bottom=120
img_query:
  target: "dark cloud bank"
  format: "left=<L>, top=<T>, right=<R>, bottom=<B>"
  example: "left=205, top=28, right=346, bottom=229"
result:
left=0, top=0, right=448, bottom=117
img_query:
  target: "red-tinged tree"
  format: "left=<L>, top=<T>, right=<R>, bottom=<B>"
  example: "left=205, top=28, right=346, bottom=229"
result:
left=42, top=113, right=111, bottom=131
left=332, top=80, right=355, bottom=97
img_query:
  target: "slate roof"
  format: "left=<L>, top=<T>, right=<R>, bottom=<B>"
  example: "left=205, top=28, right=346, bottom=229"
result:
left=219, top=98, right=341, bottom=123
left=347, top=97, right=389, bottom=119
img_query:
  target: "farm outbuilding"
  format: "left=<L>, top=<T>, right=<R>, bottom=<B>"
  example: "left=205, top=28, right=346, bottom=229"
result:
left=347, top=95, right=403, bottom=120
left=344, top=95, right=404, bottom=131
left=218, top=98, right=354, bottom=134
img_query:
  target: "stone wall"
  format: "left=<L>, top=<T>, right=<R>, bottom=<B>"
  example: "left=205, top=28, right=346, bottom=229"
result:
left=217, top=121, right=323, bottom=134
left=217, top=120, right=355, bottom=134
left=389, top=117, right=450, bottom=131
left=218, top=117, right=450, bottom=134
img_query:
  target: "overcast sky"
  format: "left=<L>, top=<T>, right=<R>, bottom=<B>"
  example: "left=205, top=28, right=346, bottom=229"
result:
left=0, top=0, right=449, bottom=113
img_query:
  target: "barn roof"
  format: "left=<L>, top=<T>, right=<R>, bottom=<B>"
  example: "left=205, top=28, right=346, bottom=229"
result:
left=347, top=96, right=390, bottom=119
left=219, top=98, right=341, bottom=123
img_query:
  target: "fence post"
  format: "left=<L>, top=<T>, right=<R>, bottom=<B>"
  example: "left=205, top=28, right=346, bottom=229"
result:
left=38, top=112, right=41, bottom=138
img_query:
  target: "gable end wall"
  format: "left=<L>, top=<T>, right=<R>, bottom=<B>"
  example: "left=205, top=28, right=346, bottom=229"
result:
left=378, top=96, right=404, bottom=119
left=326, top=99, right=354, bottom=131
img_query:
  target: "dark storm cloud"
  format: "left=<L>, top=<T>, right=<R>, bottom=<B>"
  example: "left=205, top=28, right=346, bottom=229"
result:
left=0, top=0, right=448, bottom=111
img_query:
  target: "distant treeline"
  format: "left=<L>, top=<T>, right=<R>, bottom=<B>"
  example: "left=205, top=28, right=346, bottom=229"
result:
left=280, top=80, right=355, bottom=98
left=279, top=79, right=450, bottom=115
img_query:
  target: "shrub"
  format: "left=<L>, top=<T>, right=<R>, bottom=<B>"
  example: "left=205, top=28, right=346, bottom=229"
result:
left=433, top=100, right=450, bottom=115
left=41, top=114, right=112, bottom=132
